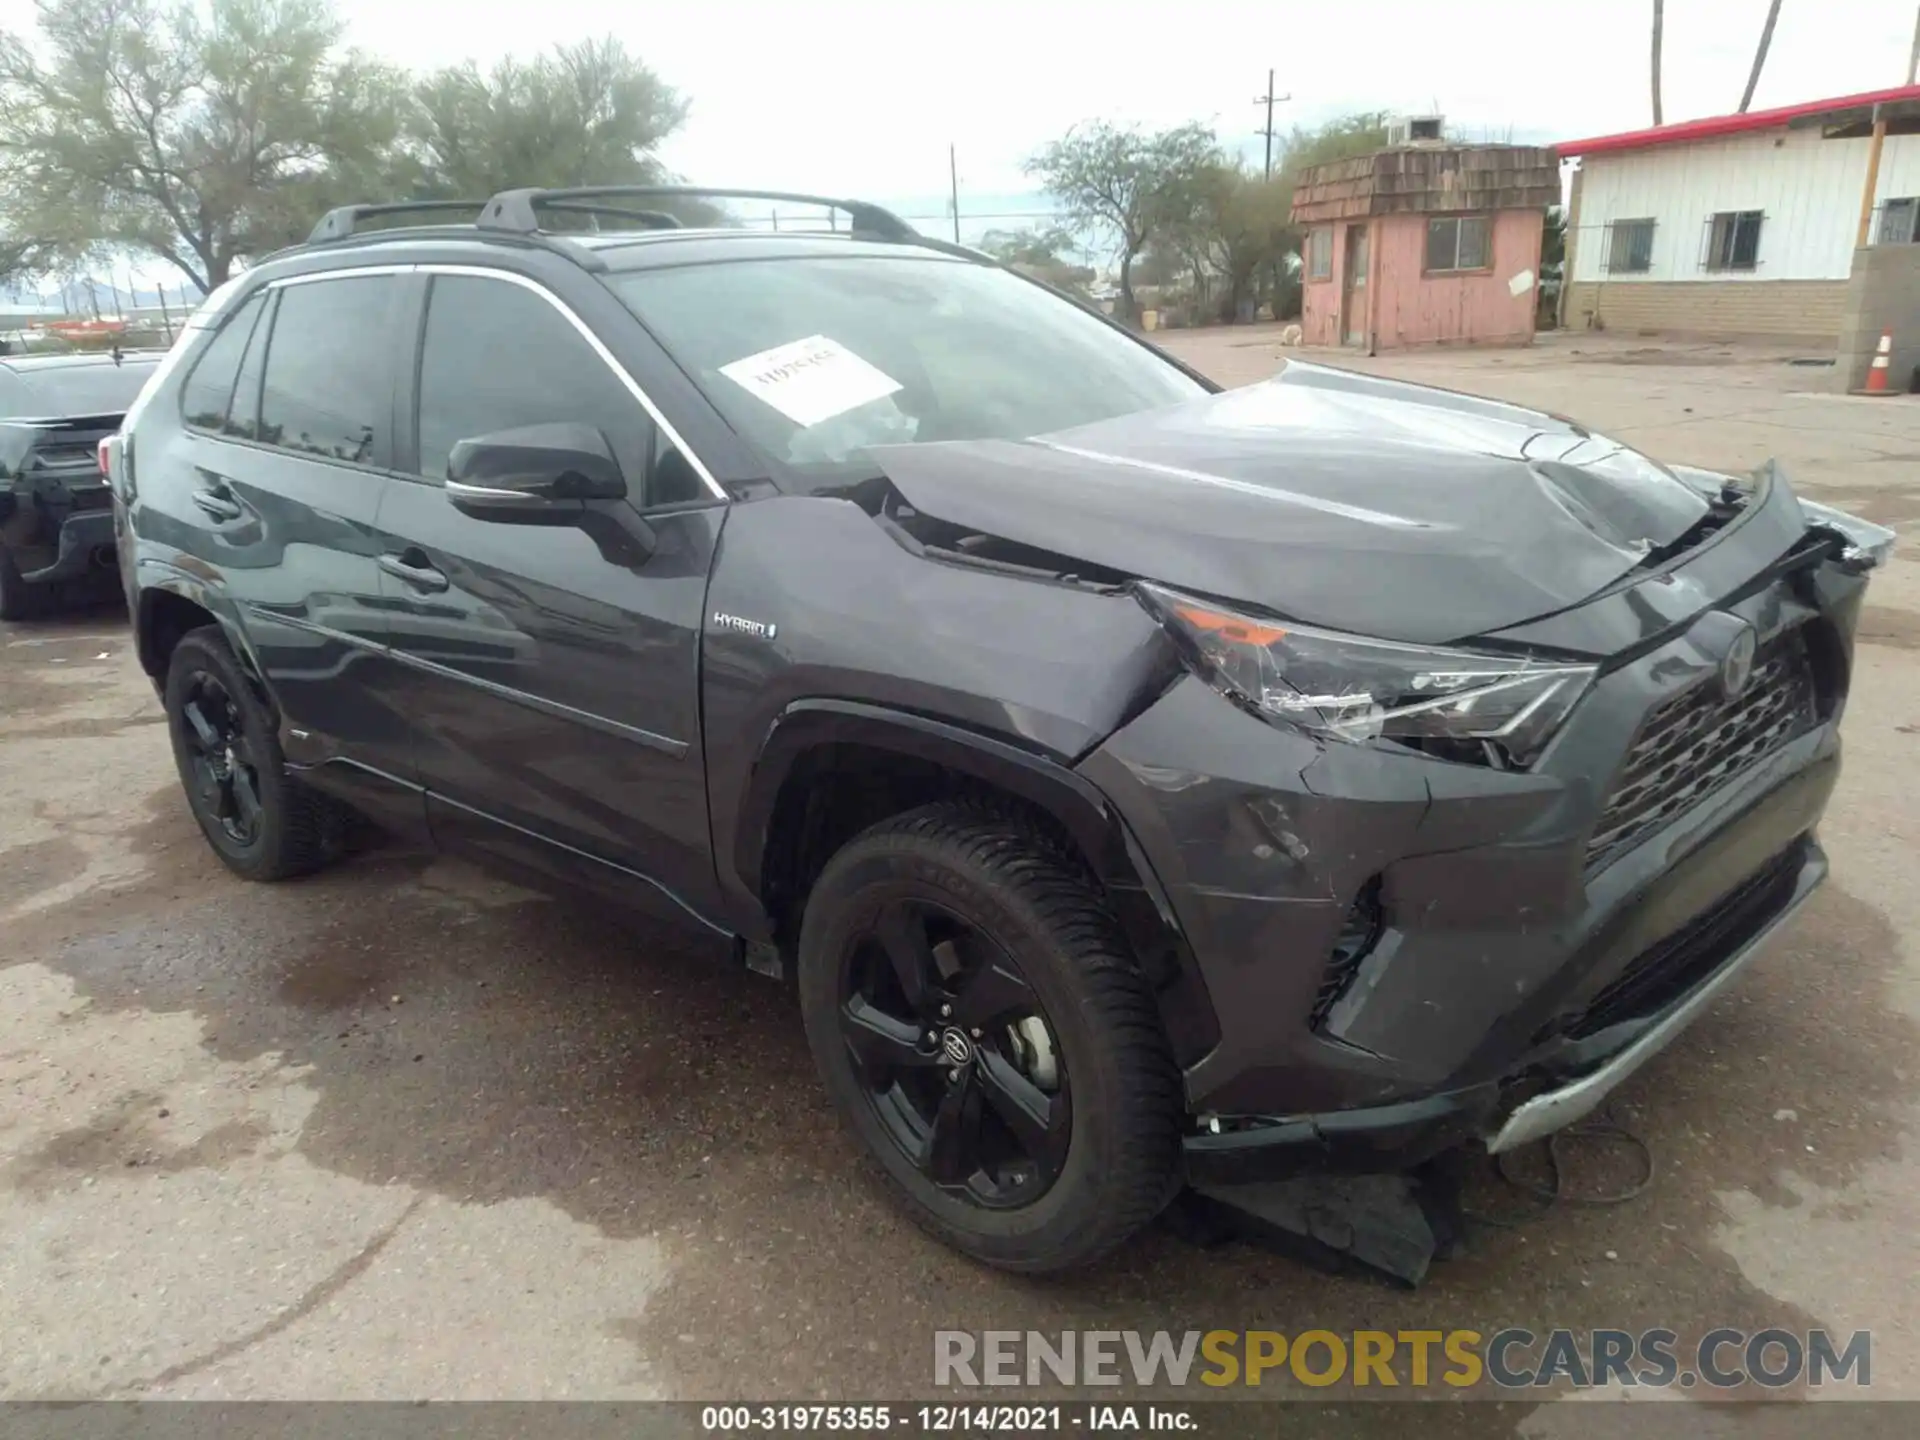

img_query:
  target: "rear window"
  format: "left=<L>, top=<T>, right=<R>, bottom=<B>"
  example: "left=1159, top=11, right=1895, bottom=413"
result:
left=610, top=256, right=1205, bottom=488
left=180, top=292, right=267, bottom=431
left=0, top=360, right=158, bottom=420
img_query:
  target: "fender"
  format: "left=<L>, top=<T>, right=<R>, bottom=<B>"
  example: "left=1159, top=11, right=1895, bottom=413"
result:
left=734, top=698, right=1222, bottom=1068
left=134, top=558, right=265, bottom=689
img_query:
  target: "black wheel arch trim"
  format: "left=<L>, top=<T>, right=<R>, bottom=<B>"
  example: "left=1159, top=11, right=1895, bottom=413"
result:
left=735, top=698, right=1222, bottom=1072
left=134, top=562, right=265, bottom=688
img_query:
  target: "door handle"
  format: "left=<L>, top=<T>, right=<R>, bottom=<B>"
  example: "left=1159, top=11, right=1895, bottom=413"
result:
left=190, top=486, right=243, bottom=522
left=379, top=551, right=450, bottom=593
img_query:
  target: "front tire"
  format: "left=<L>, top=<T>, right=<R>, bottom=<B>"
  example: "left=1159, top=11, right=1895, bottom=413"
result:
left=798, top=804, right=1183, bottom=1272
left=163, top=627, right=345, bottom=881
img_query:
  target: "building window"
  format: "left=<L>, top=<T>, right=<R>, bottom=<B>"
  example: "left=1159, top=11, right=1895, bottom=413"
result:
left=1879, top=197, right=1919, bottom=245
left=1705, top=210, right=1763, bottom=271
left=1425, top=215, right=1491, bottom=273
left=1605, top=219, right=1656, bottom=273
left=1307, top=227, right=1333, bottom=281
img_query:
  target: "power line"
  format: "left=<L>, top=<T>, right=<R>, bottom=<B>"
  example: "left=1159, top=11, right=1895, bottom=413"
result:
left=1255, top=69, right=1291, bottom=179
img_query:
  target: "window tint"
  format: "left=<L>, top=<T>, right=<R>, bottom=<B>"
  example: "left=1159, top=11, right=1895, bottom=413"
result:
left=180, top=292, right=265, bottom=429
left=415, top=275, right=689, bottom=501
left=257, top=276, right=397, bottom=463
left=225, top=291, right=274, bottom=440
left=0, top=360, right=158, bottom=420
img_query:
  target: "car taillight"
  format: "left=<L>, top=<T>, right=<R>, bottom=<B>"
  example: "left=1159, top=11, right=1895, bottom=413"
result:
left=97, top=438, right=113, bottom=478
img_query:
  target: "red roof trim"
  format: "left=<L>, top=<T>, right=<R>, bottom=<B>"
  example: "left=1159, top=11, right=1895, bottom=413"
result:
left=1557, top=83, right=1920, bottom=157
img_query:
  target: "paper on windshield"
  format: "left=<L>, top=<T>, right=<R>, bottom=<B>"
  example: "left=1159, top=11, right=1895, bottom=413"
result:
left=719, top=335, right=903, bottom=427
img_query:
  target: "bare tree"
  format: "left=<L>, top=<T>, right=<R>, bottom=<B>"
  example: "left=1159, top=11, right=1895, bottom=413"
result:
left=1651, top=0, right=1666, bottom=125
left=1739, top=0, right=1784, bottom=112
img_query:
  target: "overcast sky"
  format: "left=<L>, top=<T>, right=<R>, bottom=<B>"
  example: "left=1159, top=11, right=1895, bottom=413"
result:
left=317, top=0, right=1920, bottom=201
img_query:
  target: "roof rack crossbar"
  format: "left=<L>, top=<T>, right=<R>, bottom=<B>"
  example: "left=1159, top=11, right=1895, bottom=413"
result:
left=537, top=200, right=684, bottom=230
left=307, top=199, right=492, bottom=244
left=477, top=186, right=920, bottom=242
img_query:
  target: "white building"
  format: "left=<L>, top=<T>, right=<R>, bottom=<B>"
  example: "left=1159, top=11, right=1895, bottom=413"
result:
left=1559, top=84, right=1920, bottom=345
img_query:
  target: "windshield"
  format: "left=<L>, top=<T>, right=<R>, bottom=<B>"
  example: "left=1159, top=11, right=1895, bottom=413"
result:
left=610, top=256, right=1208, bottom=488
left=0, top=360, right=158, bottom=420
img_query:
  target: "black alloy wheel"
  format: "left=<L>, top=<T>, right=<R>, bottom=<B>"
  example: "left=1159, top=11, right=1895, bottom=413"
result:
left=798, top=804, right=1183, bottom=1272
left=177, top=669, right=265, bottom=847
left=162, top=627, right=348, bottom=881
left=839, top=896, right=1070, bottom=1207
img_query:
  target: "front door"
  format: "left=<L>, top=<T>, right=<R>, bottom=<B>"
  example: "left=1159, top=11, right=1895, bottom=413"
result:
left=374, top=268, right=727, bottom=927
left=1342, top=223, right=1370, bottom=346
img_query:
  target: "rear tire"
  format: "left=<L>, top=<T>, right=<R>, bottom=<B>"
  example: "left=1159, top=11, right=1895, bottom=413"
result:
left=798, top=803, right=1183, bottom=1272
left=163, top=627, right=347, bottom=881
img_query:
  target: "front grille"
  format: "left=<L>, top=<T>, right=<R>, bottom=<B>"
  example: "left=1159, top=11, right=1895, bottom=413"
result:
left=1569, top=842, right=1806, bottom=1037
left=1586, top=628, right=1817, bottom=872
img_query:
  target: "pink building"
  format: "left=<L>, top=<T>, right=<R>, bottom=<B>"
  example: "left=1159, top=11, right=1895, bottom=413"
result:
left=1291, top=142, right=1559, bottom=352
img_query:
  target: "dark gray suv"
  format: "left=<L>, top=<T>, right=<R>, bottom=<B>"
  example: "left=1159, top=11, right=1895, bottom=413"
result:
left=111, top=187, right=1893, bottom=1272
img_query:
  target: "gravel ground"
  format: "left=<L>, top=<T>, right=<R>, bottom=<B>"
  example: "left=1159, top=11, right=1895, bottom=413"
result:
left=2, top=331, right=1916, bottom=1424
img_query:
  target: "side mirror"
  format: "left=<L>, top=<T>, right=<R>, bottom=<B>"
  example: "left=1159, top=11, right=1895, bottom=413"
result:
left=445, top=422, right=627, bottom=520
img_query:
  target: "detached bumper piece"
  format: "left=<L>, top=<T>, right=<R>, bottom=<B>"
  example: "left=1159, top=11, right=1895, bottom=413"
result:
left=1179, top=1172, right=1456, bottom=1290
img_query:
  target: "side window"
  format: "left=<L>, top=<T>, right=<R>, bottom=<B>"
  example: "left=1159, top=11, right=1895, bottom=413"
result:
left=257, top=275, right=398, bottom=464
left=416, top=274, right=701, bottom=505
left=225, top=291, right=275, bottom=440
left=179, top=292, right=265, bottom=430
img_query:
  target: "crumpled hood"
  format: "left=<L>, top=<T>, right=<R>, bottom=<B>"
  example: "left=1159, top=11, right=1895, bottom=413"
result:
left=867, top=361, right=1719, bottom=644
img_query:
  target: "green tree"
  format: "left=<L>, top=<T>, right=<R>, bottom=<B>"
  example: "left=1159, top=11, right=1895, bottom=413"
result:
left=1025, top=120, right=1220, bottom=322
left=0, top=0, right=413, bottom=292
left=409, top=37, right=691, bottom=215
left=977, top=225, right=1094, bottom=295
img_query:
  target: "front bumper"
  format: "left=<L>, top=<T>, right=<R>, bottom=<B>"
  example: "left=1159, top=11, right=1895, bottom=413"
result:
left=1077, top=507, right=1866, bottom=1179
left=1486, top=840, right=1825, bottom=1153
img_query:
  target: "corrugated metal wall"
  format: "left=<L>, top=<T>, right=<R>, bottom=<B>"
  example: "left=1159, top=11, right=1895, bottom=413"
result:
left=1569, top=128, right=1920, bottom=284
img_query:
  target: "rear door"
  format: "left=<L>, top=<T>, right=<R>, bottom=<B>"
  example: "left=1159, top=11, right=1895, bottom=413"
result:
left=154, top=270, right=420, bottom=822
left=374, top=266, right=727, bottom=925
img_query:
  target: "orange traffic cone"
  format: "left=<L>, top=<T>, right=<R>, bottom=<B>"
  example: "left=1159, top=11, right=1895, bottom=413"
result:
left=1864, top=330, right=1894, bottom=395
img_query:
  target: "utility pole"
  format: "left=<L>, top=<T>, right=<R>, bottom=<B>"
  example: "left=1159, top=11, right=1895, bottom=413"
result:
left=1855, top=5, right=1920, bottom=247
left=1255, top=70, right=1290, bottom=179
left=949, top=144, right=961, bottom=243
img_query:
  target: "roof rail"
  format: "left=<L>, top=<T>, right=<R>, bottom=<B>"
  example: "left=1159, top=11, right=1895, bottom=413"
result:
left=307, top=200, right=492, bottom=244
left=477, top=186, right=920, bottom=242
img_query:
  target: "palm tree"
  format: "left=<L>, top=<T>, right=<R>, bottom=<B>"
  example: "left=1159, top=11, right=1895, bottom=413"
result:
left=1739, top=0, right=1784, bottom=112
left=1651, top=0, right=1666, bottom=125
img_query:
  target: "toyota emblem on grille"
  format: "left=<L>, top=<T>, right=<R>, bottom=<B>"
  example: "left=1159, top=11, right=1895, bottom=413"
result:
left=1719, top=623, right=1757, bottom=700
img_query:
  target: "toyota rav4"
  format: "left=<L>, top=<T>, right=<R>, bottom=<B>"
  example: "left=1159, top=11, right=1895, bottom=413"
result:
left=111, top=187, right=1894, bottom=1272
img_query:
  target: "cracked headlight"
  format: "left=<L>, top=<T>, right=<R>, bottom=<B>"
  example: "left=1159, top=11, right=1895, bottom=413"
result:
left=1137, top=582, right=1596, bottom=766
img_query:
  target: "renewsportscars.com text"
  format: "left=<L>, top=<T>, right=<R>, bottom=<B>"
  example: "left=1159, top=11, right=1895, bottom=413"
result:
left=934, top=1328, right=1871, bottom=1390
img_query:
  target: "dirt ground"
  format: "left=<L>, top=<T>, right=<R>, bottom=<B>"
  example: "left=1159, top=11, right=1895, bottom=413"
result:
left=3, top=331, right=1917, bottom=1424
